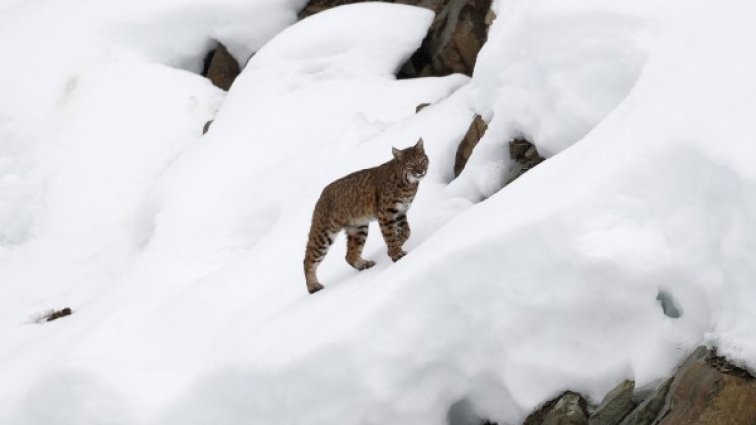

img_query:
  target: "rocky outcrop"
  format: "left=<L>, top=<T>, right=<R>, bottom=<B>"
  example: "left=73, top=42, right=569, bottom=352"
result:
left=515, top=347, right=756, bottom=425
left=202, top=42, right=240, bottom=91
left=400, top=0, right=493, bottom=77
left=454, top=114, right=488, bottom=177
left=299, top=0, right=493, bottom=77
left=656, top=347, right=756, bottom=425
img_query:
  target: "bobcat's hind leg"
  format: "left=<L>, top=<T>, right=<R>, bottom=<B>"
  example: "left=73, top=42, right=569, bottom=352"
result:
left=346, top=225, right=375, bottom=270
left=304, top=226, right=337, bottom=294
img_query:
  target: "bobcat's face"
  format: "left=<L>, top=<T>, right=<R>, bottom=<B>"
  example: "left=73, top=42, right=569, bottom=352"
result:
left=393, top=139, right=429, bottom=183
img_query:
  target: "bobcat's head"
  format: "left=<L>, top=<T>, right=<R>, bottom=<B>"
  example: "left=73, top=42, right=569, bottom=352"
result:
left=392, top=138, right=429, bottom=183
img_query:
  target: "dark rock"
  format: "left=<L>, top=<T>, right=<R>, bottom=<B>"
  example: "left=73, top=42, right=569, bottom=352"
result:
left=416, top=102, right=431, bottom=112
left=655, top=346, right=756, bottom=425
left=453, top=114, right=487, bottom=177
left=589, top=380, right=636, bottom=425
left=42, top=307, right=72, bottom=322
left=405, top=0, right=493, bottom=77
left=202, top=120, right=213, bottom=135
left=298, top=0, right=362, bottom=18
left=618, top=378, right=672, bottom=425
left=507, top=139, right=544, bottom=184
left=202, top=42, right=240, bottom=91
left=524, top=391, right=588, bottom=425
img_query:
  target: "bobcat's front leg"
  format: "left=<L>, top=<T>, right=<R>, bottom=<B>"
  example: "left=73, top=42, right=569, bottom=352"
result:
left=396, top=213, right=410, bottom=245
left=378, top=211, right=406, bottom=262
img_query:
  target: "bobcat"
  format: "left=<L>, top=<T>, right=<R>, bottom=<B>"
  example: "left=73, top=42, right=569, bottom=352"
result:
left=304, top=139, right=429, bottom=294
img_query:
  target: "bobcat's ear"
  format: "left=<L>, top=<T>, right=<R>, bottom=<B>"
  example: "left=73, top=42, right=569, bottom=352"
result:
left=415, top=138, right=424, bottom=151
left=392, top=147, right=404, bottom=161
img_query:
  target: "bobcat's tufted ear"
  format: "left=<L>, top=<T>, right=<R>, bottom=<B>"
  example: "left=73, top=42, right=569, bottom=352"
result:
left=392, top=147, right=404, bottom=161
left=415, top=138, right=424, bottom=151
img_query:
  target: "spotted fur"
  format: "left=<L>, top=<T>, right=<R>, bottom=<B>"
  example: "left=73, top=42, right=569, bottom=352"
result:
left=304, top=139, right=429, bottom=294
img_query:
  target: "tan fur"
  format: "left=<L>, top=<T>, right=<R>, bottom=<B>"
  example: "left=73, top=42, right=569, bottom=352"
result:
left=304, top=139, right=429, bottom=294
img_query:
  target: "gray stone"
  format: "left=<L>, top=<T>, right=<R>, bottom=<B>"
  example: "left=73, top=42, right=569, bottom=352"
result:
left=617, top=378, right=672, bottom=425
left=589, top=380, right=636, bottom=425
left=542, top=393, right=589, bottom=425
left=523, top=392, right=588, bottom=425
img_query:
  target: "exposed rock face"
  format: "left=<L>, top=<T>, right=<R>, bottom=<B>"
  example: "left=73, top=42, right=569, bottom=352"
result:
left=401, top=0, right=492, bottom=76
left=202, top=42, right=240, bottom=91
left=516, top=347, right=756, bottom=425
left=656, top=347, right=756, bottom=425
left=454, top=114, right=487, bottom=177
left=299, top=0, right=493, bottom=77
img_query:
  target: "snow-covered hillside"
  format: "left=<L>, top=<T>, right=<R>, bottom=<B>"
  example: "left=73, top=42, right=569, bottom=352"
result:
left=1, top=0, right=755, bottom=424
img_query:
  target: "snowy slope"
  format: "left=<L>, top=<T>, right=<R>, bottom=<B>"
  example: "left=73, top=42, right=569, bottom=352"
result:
left=2, top=0, right=756, bottom=424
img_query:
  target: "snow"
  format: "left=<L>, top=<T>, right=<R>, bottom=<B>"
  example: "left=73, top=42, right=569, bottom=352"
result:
left=2, top=0, right=756, bottom=424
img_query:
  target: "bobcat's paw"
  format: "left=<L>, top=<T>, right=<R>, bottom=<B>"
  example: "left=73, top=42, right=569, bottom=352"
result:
left=307, top=283, right=324, bottom=294
left=357, top=260, right=376, bottom=270
left=391, top=250, right=407, bottom=262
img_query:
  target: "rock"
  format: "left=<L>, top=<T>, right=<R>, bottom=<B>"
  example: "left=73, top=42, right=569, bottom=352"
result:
left=400, top=0, right=493, bottom=77
left=453, top=114, right=487, bottom=177
left=33, top=307, right=73, bottom=323
left=298, top=0, right=359, bottom=18
left=202, top=42, right=240, bottom=91
left=202, top=120, right=213, bottom=135
left=507, top=139, right=544, bottom=183
left=416, top=102, right=431, bottom=112
left=655, top=346, right=756, bottom=425
left=524, top=392, right=588, bottom=425
left=589, top=380, right=636, bottom=425
left=618, top=378, right=672, bottom=425
left=299, top=0, right=493, bottom=77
